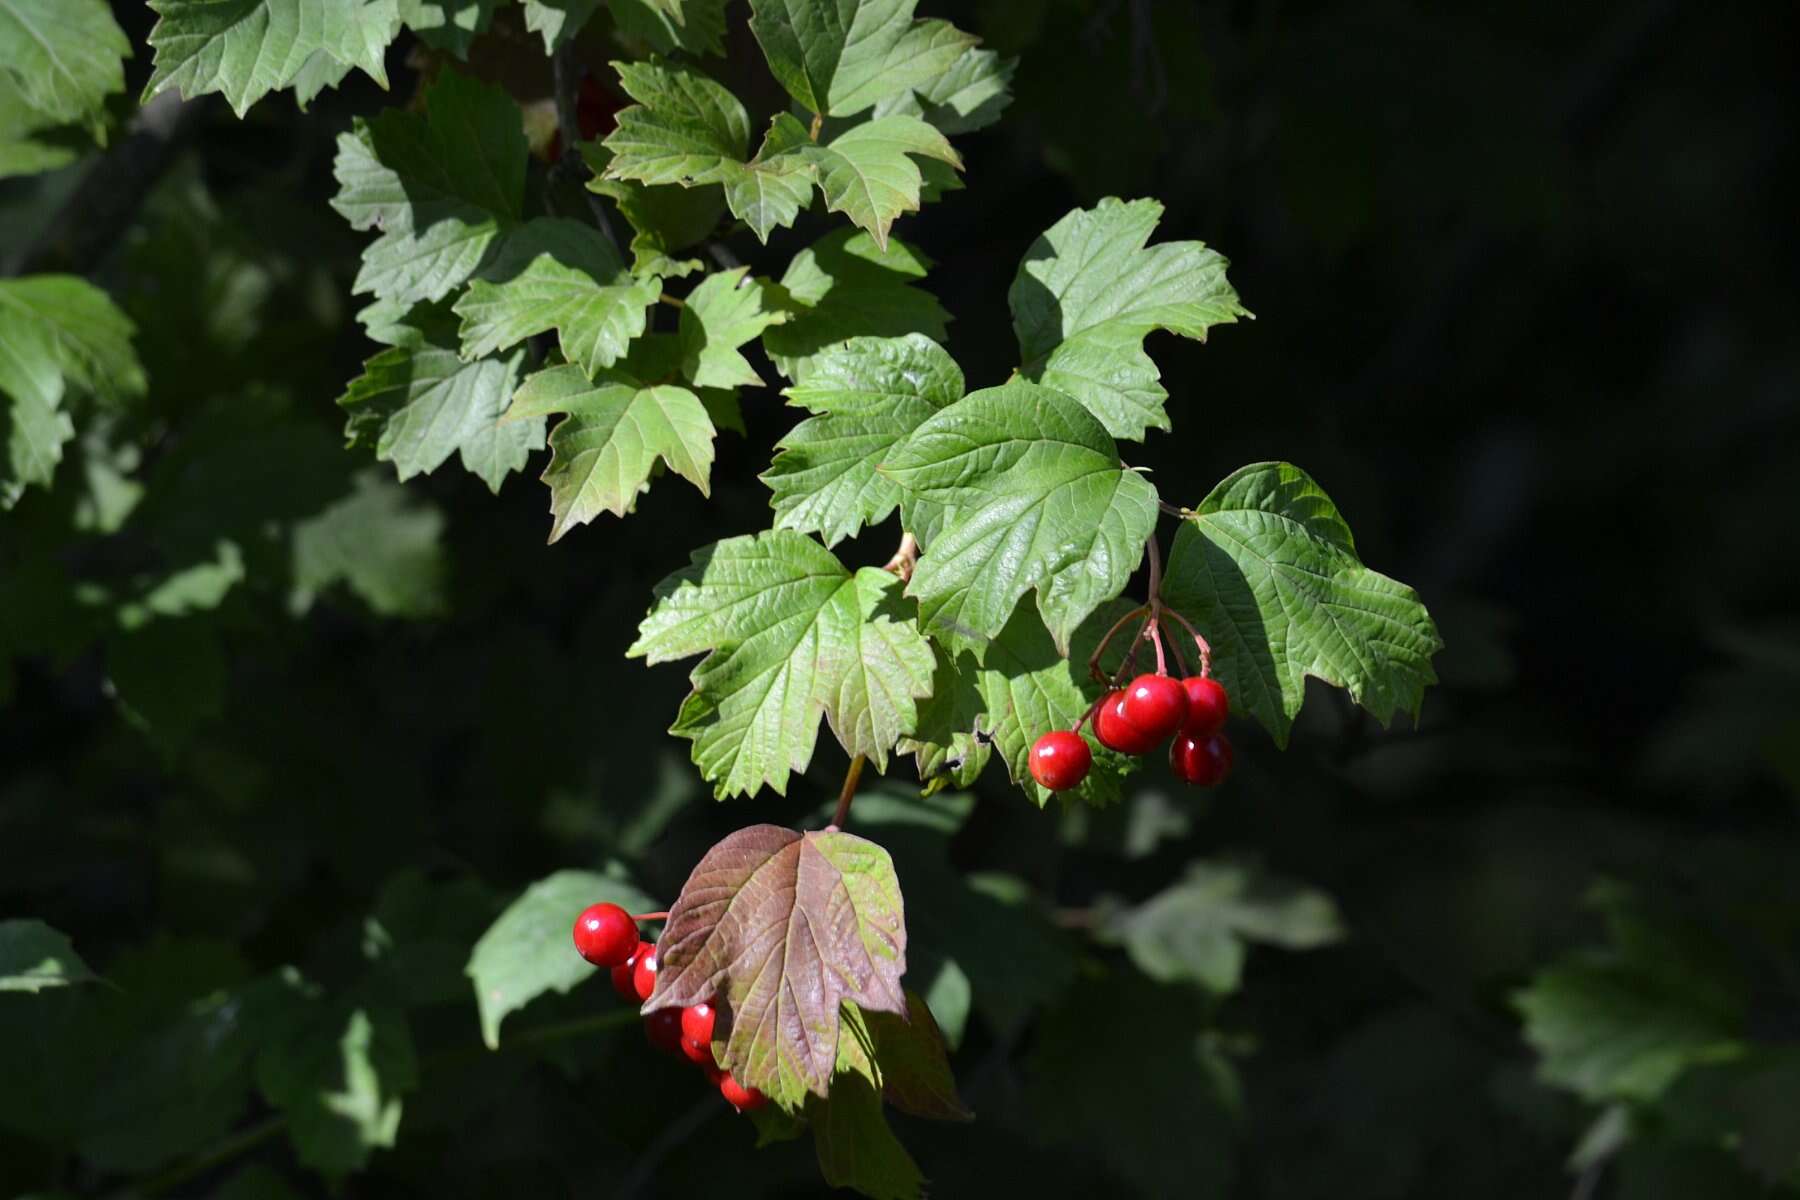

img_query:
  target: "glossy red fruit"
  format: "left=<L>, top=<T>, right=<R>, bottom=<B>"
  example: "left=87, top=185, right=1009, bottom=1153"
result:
left=680, top=1036, right=715, bottom=1066
left=632, top=944, right=659, bottom=1002
left=1095, top=690, right=1160, bottom=755
left=1029, top=730, right=1092, bottom=790
left=698, top=1057, right=725, bottom=1083
left=573, top=902, right=638, bottom=968
left=611, top=941, right=650, bottom=1002
left=718, top=1072, right=768, bottom=1112
left=1180, top=676, right=1229, bottom=736
left=1119, top=673, right=1188, bottom=743
left=1170, top=731, right=1234, bottom=787
left=681, top=1002, right=716, bottom=1045
left=644, top=1008, right=684, bottom=1055
left=575, top=76, right=622, bottom=141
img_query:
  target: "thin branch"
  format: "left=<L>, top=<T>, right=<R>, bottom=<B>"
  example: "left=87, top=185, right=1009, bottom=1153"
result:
left=1162, top=605, right=1213, bottom=677
left=831, top=754, right=866, bottom=828
left=551, top=44, right=619, bottom=251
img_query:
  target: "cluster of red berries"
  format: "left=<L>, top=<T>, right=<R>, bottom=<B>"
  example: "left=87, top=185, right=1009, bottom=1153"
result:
left=571, top=902, right=767, bottom=1112
left=1028, top=673, right=1233, bottom=791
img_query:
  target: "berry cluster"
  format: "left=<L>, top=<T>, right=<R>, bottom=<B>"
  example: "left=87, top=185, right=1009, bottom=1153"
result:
left=571, top=902, right=767, bottom=1112
left=1027, top=593, right=1235, bottom=792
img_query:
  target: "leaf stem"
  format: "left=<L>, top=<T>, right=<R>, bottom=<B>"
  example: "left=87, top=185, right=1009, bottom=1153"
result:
left=1147, top=618, right=1167, bottom=675
left=809, top=111, right=824, bottom=142
left=1157, top=499, right=1190, bottom=518
left=1162, top=605, right=1213, bottom=677
left=832, top=754, right=866, bottom=828
left=1087, top=604, right=1149, bottom=684
left=634, top=911, right=670, bottom=922
left=882, top=532, right=919, bottom=582
left=1160, top=617, right=1191, bottom=677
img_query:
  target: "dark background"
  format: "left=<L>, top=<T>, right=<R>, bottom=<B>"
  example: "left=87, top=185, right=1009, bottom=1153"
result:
left=3, top=1, right=1797, bottom=1196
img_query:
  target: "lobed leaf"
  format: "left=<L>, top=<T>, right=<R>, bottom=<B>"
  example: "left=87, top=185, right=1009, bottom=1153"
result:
left=801, top=115, right=961, bottom=248
left=396, top=0, right=500, bottom=57
left=0, top=920, right=98, bottom=991
left=677, top=267, right=788, bottom=389
left=518, top=0, right=602, bottom=52
left=762, top=229, right=949, bottom=382
left=1012, top=197, right=1249, bottom=440
left=0, top=0, right=129, bottom=129
left=647, top=824, right=908, bottom=1109
left=1159, top=461, right=1442, bottom=745
left=611, top=0, right=732, bottom=57
left=748, top=0, right=977, bottom=119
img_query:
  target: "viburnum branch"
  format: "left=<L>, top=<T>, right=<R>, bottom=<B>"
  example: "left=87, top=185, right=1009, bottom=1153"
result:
left=1162, top=605, right=1214, bottom=677
left=1088, top=604, right=1150, bottom=683
left=882, top=531, right=919, bottom=582
left=551, top=43, right=619, bottom=251
left=830, top=753, right=866, bottom=829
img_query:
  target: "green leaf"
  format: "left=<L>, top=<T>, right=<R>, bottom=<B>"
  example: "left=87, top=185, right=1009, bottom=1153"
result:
left=896, top=645, right=990, bottom=791
left=1515, top=886, right=1746, bottom=1104
left=290, top=471, right=448, bottom=618
left=0, top=275, right=143, bottom=507
left=677, top=267, right=787, bottom=388
left=722, top=114, right=817, bottom=241
left=466, top=870, right=655, bottom=1049
left=0, top=0, right=129, bottom=127
left=583, top=140, right=726, bottom=276
left=1159, top=462, right=1442, bottom=746
left=886, top=380, right=1157, bottom=659
left=857, top=991, right=971, bottom=1121
left=802, top=115, right=961, bottom=248
left=869, top=45, right=1015, bottom=135
left=519, top=0, right=602, bottom=52
left=647, top=824, right=908, bottom=1109
left=396, top=0, right=499, bottom=57
left=762, top=333, right=963, bottom=547
left=749, top=0, right=978, bottom=119
left=1096, top=859, right=1344, bottom=993
left=339, top=306, right=541, bottom=494
left=454, top=218, right=660, bottom=377
left=256, top=1005, right=417, bottom=1176
left=506, top=362, right=715, bottom=541
left=631, top=531, right=936, bottom=797
left=0, top=920, right=96, bottom=991
left=610, top=0, right=731, bottom=56
left=330, top=69, right=526, bottom=304
left=809, top=1072, right=925, bottom=1200
left=144, top=0, right=401, bottom=118
left=762, top=229, right=949, bottom=382
left=1011, top=197, right=1249, bottom=440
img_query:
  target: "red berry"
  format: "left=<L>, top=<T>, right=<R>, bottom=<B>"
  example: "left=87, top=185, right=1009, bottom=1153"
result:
left=1119, top=673, right=1188, bottom=743
left=680, top=1036, right=715, bottom=1066
left=573, top=902, right=638, bottom=968
left=575, top=76, right=622, bottom=141
left=632, top=944, right=659, bottom=1002
left=681, top=1002, right=716, bottom=1045
left=644, top=1008, right=684, bottom=1055
left=718, top=1072, right=767, bottom=1112
left=1180, top=676, right=1229, bottom=736
left=1095, top=690, right=1159, bottom=755
left=611, top=940, right=650, bottom=1002
left=1029, top=730, right=1092, bottom=790
left=698, top=1057, right=725, bottom=1084
left=1170, top=731, right=1234, bottom=787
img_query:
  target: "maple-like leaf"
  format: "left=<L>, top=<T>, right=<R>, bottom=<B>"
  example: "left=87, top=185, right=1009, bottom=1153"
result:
left=762, top=229, right=949, bottom=382
left=629, top=530, right=935, bottom=797
left=1012, top=197, right=1249, bottom=440
left=677, top=267, right=787, bottom=389
left=647, top=823, right=907, bottom=1110
left=801, top=116, right=961, bottom=248
left=748, top=0, right=977, bottom=118
left=0, top=0, right=129, bottom=130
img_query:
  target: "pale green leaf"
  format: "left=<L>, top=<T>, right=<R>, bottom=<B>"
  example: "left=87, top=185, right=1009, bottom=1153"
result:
left=144, top=0, right=400, bottom=118
left=518, top=0, right=602, bottom=52
left=290, top=471, right=447, bottom=618
left=869, top=45, right=1015, bottom=135
left=1012, top=197, right=1249, bottom=440
left=802, top=115, right=960, bottom=248
left=1159, top=461, right=1442, bottom=746
left=0, top=275, right=143, bottom=507
left=339, top=314, right=540, bottom=494
left=583, top=140, right=727, bottom=275
left=885, top=380, right=1157, bottom=658
left=720, top=113, right=815, bottom=242
left=610, top=0, right=731, bottom=56
left=506, top=362, right=715, bottom=541
left=1096, top=859, right=1344, bottom=993
left=603, top=58, right=750, bottom=185
left=255, top=1005, right=416, bottom=1176
left=466, top=870, right=655, bottom=1049
left=761, top=333, right=962, bottom=546
left=749, top=0, right=977, bottom=118
left=630, top=531, right=935, bottom=797
left=0, top=920, right=97, bottom=991
left=330, top=69, right=526, bottom=304
left=677, top=266, right=787, bottom=388
left=762, top=228, right=948, bottom=381
left=0, top=0, right=129, bottom=126
left=396, top=0, right=499, bottom=57
left=453, top=217, right=660, bottom=377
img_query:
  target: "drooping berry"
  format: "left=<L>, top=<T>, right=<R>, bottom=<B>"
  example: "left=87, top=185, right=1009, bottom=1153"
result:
left=1180, top=676, right=1229, bottom=736
left=612, top=941, right=650, bottom=1002
left=1170, top=731, right=1234, bottom=787
left=632, top=943, right=659, bottom=1003
left=1119, top=673, right=1188, bottom=743
left=1029, top=730, right=1092, bottom=790
left=681, top=1002, right=716, bottom=1046
left=718, top=1072, right=768, bottom=1112
left=573, top=902, right=638, bottom=968
left=680, top=1036, right=715, bottom=1066
left=644, top=1007, right=685, bottom=1055
left=1095, top=689, right=1160, bottom=755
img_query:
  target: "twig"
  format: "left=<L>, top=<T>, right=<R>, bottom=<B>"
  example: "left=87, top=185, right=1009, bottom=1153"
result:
left=882, top=532, right=919, bottom=582
left=1157, top=499, right=1189, bottom=518
left=551, top=44, right=619, bottom=251
left=831, top=754, right=866, bottom=828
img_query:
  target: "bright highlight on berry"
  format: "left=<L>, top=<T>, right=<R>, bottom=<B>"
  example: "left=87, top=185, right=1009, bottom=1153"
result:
left=1171, top=731, right=1234, bottom=787
left=572, top=902, right=638, bottom=968
left=1029, top=730, right=1092, bottom=790
left=1119, top=673, right=1188, bottom=742
left=1181, top=676, right=1229, bottom=735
